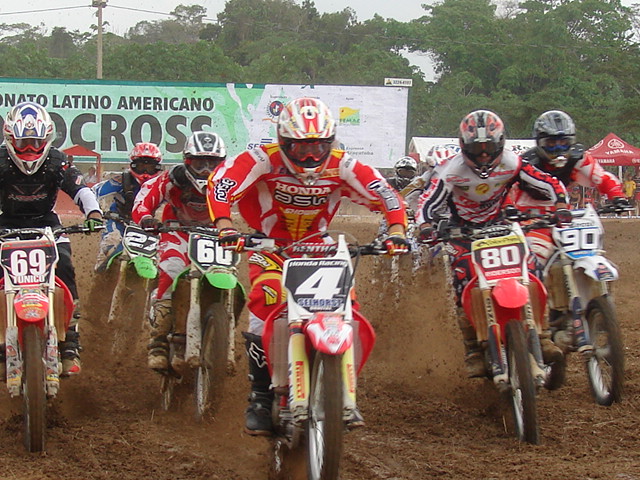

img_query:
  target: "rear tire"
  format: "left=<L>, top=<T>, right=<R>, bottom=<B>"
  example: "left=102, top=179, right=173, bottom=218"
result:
left=23, top=324, right=46, bottom=452
left=194, top=302, right=232, bottom=422
left=585, top=296, right=624, bottom=406
left=306, top=353, right=343, bottom=480
left=505, top=321, right=539, bottom=444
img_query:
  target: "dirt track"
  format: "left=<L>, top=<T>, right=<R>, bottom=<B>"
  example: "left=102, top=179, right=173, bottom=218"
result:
left=1, top=215, right=640, bottom=479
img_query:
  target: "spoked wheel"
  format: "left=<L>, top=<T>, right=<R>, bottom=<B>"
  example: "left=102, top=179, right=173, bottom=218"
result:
left=194, top=302, right=231, bottom=422
left=22, top=324, right=46, bottom=452
left=307, top=352, right=343, bottom=480
left=160, top=373, right=177, bottom=412
left=585, top=296, right=624, bottom=406
left=505, top=321, right=539, bottom=444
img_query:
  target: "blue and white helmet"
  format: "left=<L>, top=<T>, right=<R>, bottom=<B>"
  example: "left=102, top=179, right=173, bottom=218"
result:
left=3, top=102, right=55, bottom=175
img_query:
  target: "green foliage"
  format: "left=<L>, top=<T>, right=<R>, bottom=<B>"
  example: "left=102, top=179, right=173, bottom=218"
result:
left=0, top=0, right=639, bottom=147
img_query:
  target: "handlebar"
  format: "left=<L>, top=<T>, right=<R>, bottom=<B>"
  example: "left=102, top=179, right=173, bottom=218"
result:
left=0, top=223, right=103, bottom=241
left=241, top=233, right=388, bottom=258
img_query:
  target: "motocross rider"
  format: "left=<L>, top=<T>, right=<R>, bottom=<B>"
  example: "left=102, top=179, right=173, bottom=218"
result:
left=207, top=97, right=410, bottom=435
left=131, top=131, right=227, bottom=372
left=511, top=110, right=627, bottom=267
left=0, top=102, right=103, bottom=377
left=386, top=156, right=418, bottom=192
left=92, top=142, right=163, bottom=272
left=416, top=110, right=568, bottom=378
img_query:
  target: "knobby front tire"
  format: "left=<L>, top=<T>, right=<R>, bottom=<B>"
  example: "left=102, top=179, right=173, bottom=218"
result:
left=23, top=324, right=46, bottom=452
left=307, top=353, right=344, bottom=480
left=505, top=321, right=539, bottom=444
left=585, top=296, right=624, bottom=406
left=194, top=302, right=231, bottom=422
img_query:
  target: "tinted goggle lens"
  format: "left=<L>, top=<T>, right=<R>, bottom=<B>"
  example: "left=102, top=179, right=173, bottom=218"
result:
left=286, top=140, right=332, bottom=165
left=397, top=167, right=416, bottom=178
left=14, top=137, right=45, bottom=153
left=540, top=136, right=571, bottom=153
left=131, top=158, right=160, bottom=174
left=464, top=141, right=500, bottom=161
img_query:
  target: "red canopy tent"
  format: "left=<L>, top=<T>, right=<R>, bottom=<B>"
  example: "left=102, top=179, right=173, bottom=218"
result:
left=62, top=144, right=102, bottom=178
left=586, top=133, right=640, bottom=167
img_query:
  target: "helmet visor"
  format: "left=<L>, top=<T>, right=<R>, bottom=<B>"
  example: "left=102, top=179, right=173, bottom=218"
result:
left=283, top=139, right=332, bottom=167
left=14, top=137, right=46, bottom=153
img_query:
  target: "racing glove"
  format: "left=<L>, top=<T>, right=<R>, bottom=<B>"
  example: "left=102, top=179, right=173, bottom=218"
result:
left=84, top=216, right=104, bottom=233
left=503, top=205, right=521, bottom=221
left=140, top=216, right=161, bottom=231
left=383, top=232, right=410, bottom=256
left=219, top=227, right=245, bottom=252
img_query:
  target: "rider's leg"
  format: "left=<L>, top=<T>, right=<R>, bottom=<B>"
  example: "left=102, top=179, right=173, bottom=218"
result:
left=243, top=330, right=273, bottom=436
left=57, top=242, right=83, bottom=376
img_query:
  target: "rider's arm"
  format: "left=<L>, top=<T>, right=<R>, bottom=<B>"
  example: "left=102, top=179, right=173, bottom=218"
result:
left=131, top=171, right=167, bottom=224
left=572, top=153, right=625, bottom=199
left=518, top=162, right=568, bottom=206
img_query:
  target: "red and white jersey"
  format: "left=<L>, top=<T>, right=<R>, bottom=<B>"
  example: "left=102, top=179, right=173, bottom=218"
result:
left=132, top=165, right=211, bottom=225
left=207, top=143, right=407, bottom=241
left=512, top=150, right=624, bottom=213
left=417, top=149, right=567, bottom=225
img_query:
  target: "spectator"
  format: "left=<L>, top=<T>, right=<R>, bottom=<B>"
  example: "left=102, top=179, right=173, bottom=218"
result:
left=85, top=166, right=98, bottom=184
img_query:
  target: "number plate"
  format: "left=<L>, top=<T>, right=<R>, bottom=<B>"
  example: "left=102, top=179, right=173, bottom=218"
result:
left=123, top=225, right=159, bottom=257
left=188, top=232, right=237, bottom=270
left=0, top=238, right=57, bottom=286
left=284, top=258, right=350, bottom=313
left=471, top=234, right=526, bottom=281
left=553, top=224, right=600, bottom=259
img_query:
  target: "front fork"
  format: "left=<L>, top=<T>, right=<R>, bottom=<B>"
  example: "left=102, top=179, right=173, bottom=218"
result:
left=185, top=270, right=202, bottom=367
left=482, top=288, right=508, bottom=387
left=561, top=261, right=593, bottom=354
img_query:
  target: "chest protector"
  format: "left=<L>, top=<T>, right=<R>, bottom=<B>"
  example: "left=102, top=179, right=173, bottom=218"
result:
left=0, top=148, right=66, bottom=217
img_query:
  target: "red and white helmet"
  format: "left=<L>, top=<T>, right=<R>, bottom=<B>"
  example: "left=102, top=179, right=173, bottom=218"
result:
left=129, top=142, right=163, bottom=184
left=3, top=102, right=55, bottom=175
left=277, top=97, right=336, bottom=185
left=459, top=110, right=505, bottom=178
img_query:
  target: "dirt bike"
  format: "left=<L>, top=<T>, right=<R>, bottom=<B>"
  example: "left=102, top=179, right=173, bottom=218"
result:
left=536, top=203, right=626, bottom=405
left=242, top=232, right=382, bottom=480
left=0, top=224, right=101, bottom=452
left=429, top=219, right=547, bottom=444
left=101, top=212, right=158, bottom=326
left=155, top=223, right=245, bottom=421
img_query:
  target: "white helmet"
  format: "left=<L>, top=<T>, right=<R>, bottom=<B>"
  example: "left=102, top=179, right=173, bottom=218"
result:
left=3, top=102, right=55, bottom=175
left=183, top=131, right=227, bottom=193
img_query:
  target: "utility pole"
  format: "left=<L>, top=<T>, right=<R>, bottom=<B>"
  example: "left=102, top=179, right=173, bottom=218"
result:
left=93, top=0, right=108, bottom=79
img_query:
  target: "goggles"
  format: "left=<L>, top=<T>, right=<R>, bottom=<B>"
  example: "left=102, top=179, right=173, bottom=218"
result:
left=396, top=167, right=416, bottom=178
left=131, top=158, right=161, bottom=174
left=539, top=136, right=572, bottom=154
left=13, top=137, right=46, bottom=153
left=189, top=156, right=223, bottom=175
left=284, top=139, right=332, bottom=166
left=463, top=141, right=502, bottom=162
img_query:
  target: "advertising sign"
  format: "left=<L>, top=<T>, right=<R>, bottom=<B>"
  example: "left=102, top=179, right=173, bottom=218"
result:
left=0, top=79, right=408, bottom=168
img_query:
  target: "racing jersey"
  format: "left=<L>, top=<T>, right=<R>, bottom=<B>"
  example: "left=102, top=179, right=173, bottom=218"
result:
left=0, top=145, right=100, bottom=219
left=207, top=143, right=407, bottom=240
left=417, top=149, right=567, bottom=225
left=93, top=171, right=141, bottom=220
left=511, top=146, right=624, bottom=212
left=132, top=164, right=211, bottom=226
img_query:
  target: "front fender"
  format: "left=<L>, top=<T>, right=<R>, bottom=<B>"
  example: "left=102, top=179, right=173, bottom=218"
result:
left=130, top=256, right=158, bottom=279
left=492, top=278, right=529, bottom=309
left=574, top=255, right=619, bottom=281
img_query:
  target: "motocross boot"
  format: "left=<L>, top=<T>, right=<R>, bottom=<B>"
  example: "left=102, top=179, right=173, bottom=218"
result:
left=60, top=327, right=82, bottom=377
left=539, top=327, right=564, bottom=364
left=147, top=298, right=174, bottom=371
left=243, top=332, right=273, bottom=436
left=457, top=309, right=486, bottom=378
